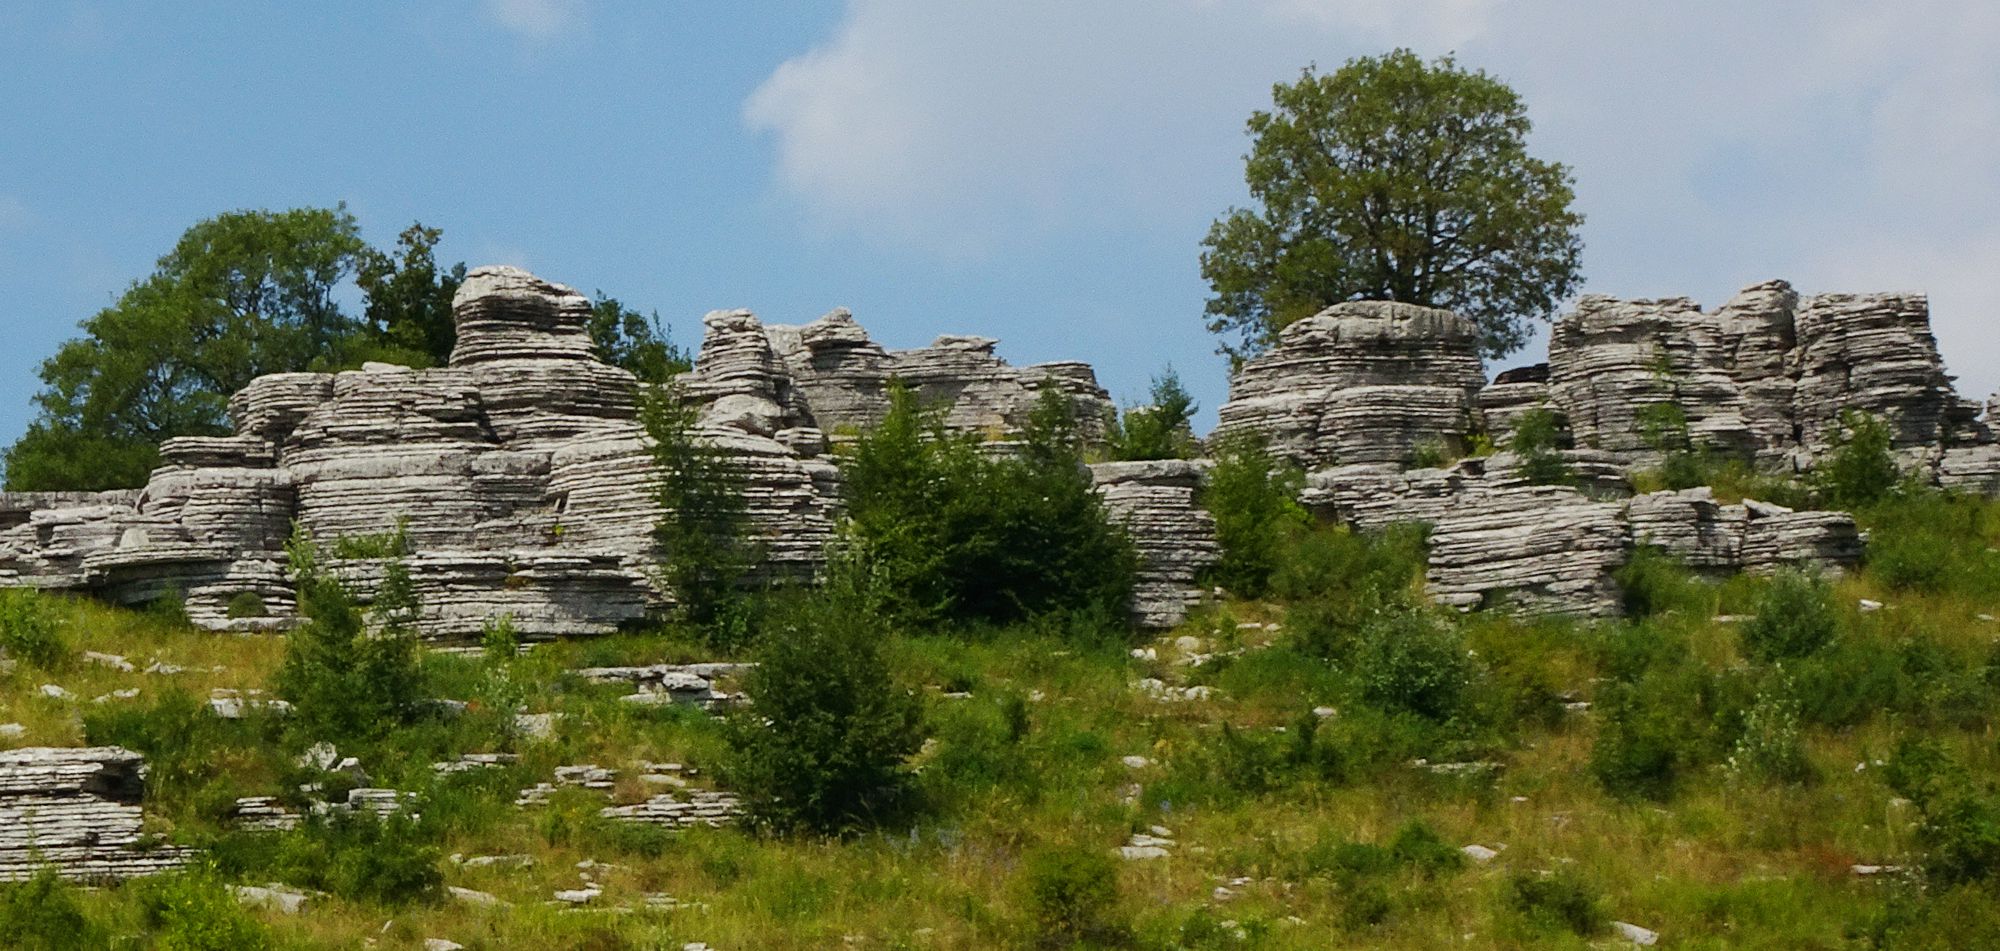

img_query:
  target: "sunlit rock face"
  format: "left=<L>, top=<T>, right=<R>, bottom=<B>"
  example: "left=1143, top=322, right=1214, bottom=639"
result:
left=0, top=266, right=1146, bottom=634
left=1215, top=301, right=1486, bottom=469
left=1544, top=281, right=1981, bottom=471
left=757, top=307, right=1114, bottom=445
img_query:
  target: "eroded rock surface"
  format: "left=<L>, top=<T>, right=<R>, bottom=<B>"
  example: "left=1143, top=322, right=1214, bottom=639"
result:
left=1216, top=301, right=1485, bottom=469
left=0, top=747, right=192, bottom=882
left=1090, top=460, right=1219, bottom=628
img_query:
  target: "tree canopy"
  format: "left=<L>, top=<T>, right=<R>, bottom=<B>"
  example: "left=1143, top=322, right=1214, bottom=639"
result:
left=1201, top=50, right=1585, bottom=361
left=3, top=206, right=678, bottom=492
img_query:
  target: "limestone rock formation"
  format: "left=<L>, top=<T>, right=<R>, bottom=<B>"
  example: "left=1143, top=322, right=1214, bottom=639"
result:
left=0, top=266, right=1143, bottom=634
left=1090, top=460, right=1218, bottom=628
left=0, top=747, right=192, bottom=882
left=756, top=307, right=1114, bottom=444
left=1547, top=281, right=1971, bottom=470
left=1215, top=301, right=1485, bottom=468
left=1303, top=465, right=1862, bottom=617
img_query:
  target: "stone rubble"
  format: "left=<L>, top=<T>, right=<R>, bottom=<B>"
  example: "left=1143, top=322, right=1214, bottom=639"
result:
left=0, top=746, right=193, bottom=882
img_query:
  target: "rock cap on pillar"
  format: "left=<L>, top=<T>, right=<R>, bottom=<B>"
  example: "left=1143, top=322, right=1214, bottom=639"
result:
left=449, top=265, right=597, bottom=366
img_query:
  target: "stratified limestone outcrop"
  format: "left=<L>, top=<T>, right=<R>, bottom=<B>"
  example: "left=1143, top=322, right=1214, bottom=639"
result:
left=0, top=268, right=689, bottom=638
left=755, top=307, right=1114, bottom=444
left=0, top=747, right=192, bottom=882
left=0, top=267, right=1138, bottom=633
left=1090, top=461, right=1218, bottom=628
left=1302, top=462, right=1863, bottom=617
left=1542, top=281, right=1976, bottom=470
left=1215, top=302, right=1485, bottom=469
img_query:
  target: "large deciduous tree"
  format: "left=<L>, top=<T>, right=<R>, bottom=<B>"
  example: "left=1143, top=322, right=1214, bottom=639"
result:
left=2, top=206, right=469, bottom=491
left=1201, top=50, right=1585, bottom=361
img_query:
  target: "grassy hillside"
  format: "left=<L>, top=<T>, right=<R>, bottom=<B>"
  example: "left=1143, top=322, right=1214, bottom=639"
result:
left=4, top=488, right=2000, bottom=949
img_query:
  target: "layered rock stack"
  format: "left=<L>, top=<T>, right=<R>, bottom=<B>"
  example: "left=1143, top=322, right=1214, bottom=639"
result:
left=759, top=308, right=1115, bottom=443
left=0, top=268, right=1142, bottom=633
left=0, top=747, right=192, bottom=882
left=1215, top=301, right=1485, bottom=469
left=1534, top=281, right=1987, bottom=471
left=1090, top=461, right=1219, bottom=628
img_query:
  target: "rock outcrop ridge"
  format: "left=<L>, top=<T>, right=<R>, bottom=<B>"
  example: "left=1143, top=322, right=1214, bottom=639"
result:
left=0, top=267, right=1141, bottom=634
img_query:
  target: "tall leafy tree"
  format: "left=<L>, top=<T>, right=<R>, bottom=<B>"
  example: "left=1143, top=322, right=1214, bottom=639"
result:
left=357, top=222, right=465, bottom=367
left=1202, top=50, right=1584, bottom=361
left=5, top=207, right=369, bottom=489
left=590, top=293, right=690, bottom=385
left=3, top=207, right=466, bottom=491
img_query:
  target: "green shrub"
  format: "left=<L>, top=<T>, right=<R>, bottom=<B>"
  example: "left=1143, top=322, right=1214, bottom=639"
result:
left=0, top=588, right=69, bottom=669
left=1020, top=846, right=1125, bottom=948
left=1725, top=680, right=1813, bottom=785
left=1883, top=740, right=2000, bottom=886
left=1861, top=491, right=2000, bottom=599
left=642, top=380, right=756, bottom=639
left=1278, top=523, right=1429, bottom=655
left=1406, top=439, right=1449, bottom=470
left=1615, top=546, right=1712, bottom=619
left=1740, top=570, right=1839, bottom=662
left=1105, top=366, right=1198, bottom=461
left=1590, top=669, right=1715, bottom=801
left=1387, top=819, right=1467, bottom=877
left=328, top=518, right=411, bottom=560
left=840, top=381, right=1136, bottom=630
left=1352, top=612, right=1471, bottom=721
left=1509, top=407, right=1574, bottom=486
left=1817, top=410, right=1901, bottom=509
left=0, top=867, right=103, bottom=950
left=1200, top=435, right=1309, bottom=599
left=135, top=867, right=272, bottom=950
left=83, top=689, right=256, bottom=812
left=723, top=586, right=926, bottom=834
left=224, top=591, right=268, bottom=619
left=1506, top=868, right=1603, bottom=936
left=275, top=531, right=426, bottom=744
left=481, top=613, right=519, bottom=664
left=270, top=811, right=443, bottom=905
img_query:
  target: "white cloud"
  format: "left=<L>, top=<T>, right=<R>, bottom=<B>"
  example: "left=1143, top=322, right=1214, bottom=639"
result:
left=484, top=0, right=586, bottom=41
left=746, top=0, right=2000, bottom=397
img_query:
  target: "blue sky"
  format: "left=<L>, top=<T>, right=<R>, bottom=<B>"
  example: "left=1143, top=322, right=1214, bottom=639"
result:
left=4, top=0, right=1998, bottom=449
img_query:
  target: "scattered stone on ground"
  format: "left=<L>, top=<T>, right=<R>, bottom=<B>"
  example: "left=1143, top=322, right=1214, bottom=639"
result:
left=230, top=883, right=311, bottom=915
left=1612, top=920, right=1661, bottom=946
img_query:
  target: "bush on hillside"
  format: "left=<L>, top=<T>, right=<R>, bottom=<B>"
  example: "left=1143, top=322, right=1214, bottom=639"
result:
left=0, top=867, right=104, bottom=951
left=133, top=866, right=272, bottom=950
left=1201, top=435, right=1309, bottom=599
left=1020, top=846, right=1127, bottom=948
left=267, top=811, right=443, bottom=905
left=275, top=530, right=426, bottom=745
left=1614, top=546, right=1712, bottom=619
left=723, top=584, right=927, bottom=834
left=1740, top=569, right=1839, bottom=663
left=643, top=380, right=756, bottom=642
left=1277, top=523, right=1429, bottom=657
left=840, top=381, right=1135, bottom=630
left=1506, top=868, right=1604, bottom=937
left=0, top=588, right=70, bottom=669
left=1817, top=409, right=1901, bottom=509
left=1352, top=611, right=1472, bottom=721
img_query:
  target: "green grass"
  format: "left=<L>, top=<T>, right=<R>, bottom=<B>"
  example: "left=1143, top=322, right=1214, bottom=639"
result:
left=3, top=491, right=2000, bottom=947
